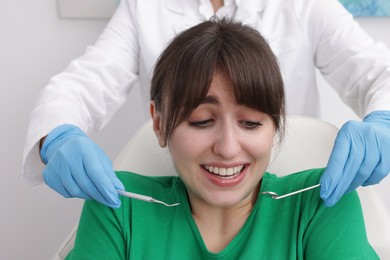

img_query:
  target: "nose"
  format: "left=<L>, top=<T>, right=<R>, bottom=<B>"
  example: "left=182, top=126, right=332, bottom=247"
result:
left=213, top=124, right=241, bottom=159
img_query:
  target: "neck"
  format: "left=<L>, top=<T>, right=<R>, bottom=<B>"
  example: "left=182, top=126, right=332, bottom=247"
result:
left=210, top=0, right=224, bottom=13
left=189, top=187, right=259, bottom=253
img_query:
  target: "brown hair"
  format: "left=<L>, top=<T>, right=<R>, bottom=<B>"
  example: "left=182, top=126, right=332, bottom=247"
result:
left=151, top=17, right=285, bottom=142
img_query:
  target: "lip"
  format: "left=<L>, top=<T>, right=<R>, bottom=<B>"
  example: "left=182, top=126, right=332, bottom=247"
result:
left=201, top=164, right=248, bottom=187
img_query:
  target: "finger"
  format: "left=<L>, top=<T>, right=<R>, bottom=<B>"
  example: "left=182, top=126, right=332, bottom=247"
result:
left=61, top=156, right=93, bottom=200
left=363, top=130, right=390, bottom=186
left=320, top=129, right=351, bottom=200
left=328, top=133, right=365, bottom=205
left=43, top=162, right=72, bottom=198
left=362, top=161, right=389, bottom=186
left=97, top=146, right=125, bottom=191
left=324, top=133, right=365, bottom=207
left=345, top=137, right=379, bottom=193
left=81, top=145, right=121, bottom=207
left=58, top=138, right=115, bottom=205
left=71, top=160, right=113, bottom=205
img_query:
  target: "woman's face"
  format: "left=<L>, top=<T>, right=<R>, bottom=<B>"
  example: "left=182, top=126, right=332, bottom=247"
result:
left=152, top=71, right=276, bottom=209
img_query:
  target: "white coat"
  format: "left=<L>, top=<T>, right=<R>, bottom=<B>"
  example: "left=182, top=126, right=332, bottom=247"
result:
left=23, top=0, right=390, bottom=185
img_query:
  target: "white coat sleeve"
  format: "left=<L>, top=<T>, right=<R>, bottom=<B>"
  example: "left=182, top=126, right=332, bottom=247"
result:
left=299, top=0, right=390, bottom=117
left=22, top=0, right=140, bottom=185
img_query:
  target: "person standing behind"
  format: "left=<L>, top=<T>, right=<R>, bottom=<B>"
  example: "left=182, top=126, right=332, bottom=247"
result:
left=24, top=0, right=390, bottom=208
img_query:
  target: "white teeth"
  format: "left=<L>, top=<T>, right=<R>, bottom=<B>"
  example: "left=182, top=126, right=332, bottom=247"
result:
left=204, top=165, right=244, bottom=177
left=227, top=168, right=233, bottom=176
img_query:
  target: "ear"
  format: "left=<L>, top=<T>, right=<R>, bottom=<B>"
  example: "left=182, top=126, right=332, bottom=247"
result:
left=150, top=102, right=166, bottom=147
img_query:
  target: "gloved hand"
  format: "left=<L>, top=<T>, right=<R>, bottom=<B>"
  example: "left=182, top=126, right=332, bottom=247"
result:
left=320, top=110, right=390, bottom=207
left=40, top=124, right=124, bottom=208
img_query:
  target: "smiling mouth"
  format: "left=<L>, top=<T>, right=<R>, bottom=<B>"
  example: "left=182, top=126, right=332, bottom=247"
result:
left=203, top=165, right=245, bottom=178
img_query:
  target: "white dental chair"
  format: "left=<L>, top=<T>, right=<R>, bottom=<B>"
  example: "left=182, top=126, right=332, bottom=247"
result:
left=53, top=116, right=390, bottom=259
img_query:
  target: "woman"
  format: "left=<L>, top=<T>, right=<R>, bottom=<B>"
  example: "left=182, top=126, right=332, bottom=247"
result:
left=66, top=18, right=377, bottom=259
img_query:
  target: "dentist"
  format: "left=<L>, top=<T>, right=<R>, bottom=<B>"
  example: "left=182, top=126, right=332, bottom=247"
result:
left=24, top=0, right=390, bottom=208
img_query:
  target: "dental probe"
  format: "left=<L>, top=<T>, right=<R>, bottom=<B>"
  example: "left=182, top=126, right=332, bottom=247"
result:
left=260, top=184, right=321, bottom=200
left=117, top=190, right=180, bottom=207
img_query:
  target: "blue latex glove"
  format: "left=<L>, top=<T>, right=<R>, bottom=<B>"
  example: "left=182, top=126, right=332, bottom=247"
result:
left=40, top=124, right=124, bottom=208
left=320, top=110, right=390, bottom=207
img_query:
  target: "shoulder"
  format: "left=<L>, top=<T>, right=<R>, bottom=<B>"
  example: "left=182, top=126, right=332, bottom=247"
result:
left=115, top=171, right=180, bottom=198
left=261, top=168, right=327, bottom=218
left=263, top=168, right=362, bottom=210
left=261, top=169, right=376, bottom=258
left=260, top=168, right=325, bottom=223
left=116, top=170, right=178, bottom=188
left=263, top=168, right=323, bottom=195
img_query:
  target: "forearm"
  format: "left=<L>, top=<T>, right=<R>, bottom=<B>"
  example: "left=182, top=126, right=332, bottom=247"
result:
left=23, top=0, right=141, bottom=182
left=304, top=0, right=390, bottom=117
left=38, top=136, right=47, bottom=164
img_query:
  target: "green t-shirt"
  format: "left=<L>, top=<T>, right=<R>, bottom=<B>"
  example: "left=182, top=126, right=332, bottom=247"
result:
left=66, top=168, right=378, bottom=259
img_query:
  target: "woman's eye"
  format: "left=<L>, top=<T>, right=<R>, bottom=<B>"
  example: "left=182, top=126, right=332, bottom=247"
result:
left=188, top=119, right=213, bottom=128
left=240, top=120, right=262, bottom=129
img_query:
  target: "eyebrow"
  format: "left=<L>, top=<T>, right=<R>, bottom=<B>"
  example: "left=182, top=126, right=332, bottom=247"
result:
left=201, top=95, right=219, bottom=105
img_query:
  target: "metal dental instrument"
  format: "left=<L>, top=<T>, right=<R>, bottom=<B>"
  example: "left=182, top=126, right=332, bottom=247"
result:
left=260, top=184, right=321, bottom=200
left=117, top=190, right=180, bottom=207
